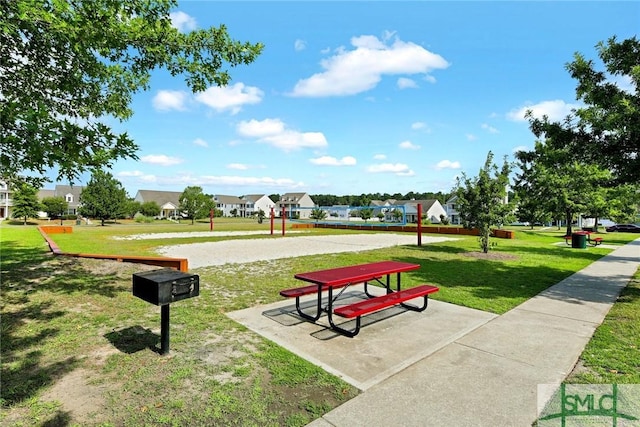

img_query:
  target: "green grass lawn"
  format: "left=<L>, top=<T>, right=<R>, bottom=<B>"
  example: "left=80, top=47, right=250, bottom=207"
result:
left=1, top=220, right=638, bottom=426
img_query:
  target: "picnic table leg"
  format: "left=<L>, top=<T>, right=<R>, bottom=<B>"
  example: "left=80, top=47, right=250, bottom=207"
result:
left=294, top=285, right=323, bottom=322
left=326, top=286, right=361, bottom=337
left=400, top=294, right=430, bottom=312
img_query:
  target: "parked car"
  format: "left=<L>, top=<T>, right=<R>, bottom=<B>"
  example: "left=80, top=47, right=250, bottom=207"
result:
left=605, top=224, right=640, bottom=233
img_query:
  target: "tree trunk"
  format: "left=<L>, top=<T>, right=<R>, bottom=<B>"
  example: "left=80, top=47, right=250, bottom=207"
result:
left=565, top=210, right=573, bottom=236
left=593, top=216, right=599, bottom=232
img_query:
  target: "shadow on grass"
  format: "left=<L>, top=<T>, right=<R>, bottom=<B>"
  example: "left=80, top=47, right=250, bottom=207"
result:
left=396, top=241, right=619, bottom=309
left=41, top=410, right=73, bottom=427
left=104, top=326, right=160, bottom=354
left=0, top=241, right=133, bottom=407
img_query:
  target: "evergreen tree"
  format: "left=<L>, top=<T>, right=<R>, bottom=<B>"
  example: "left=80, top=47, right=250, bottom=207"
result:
left=11, top=182, right=41, bottom=225
left=79, top=170, right=128, bottom=226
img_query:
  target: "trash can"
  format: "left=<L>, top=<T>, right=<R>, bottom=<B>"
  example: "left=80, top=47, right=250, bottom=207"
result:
left=571, top=232, right=587, bottom=249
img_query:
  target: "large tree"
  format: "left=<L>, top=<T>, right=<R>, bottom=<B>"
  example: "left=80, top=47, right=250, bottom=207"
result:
left=0, top=0, right=263, bottom=186
left=41, top=196, right=68, bottom=224
left=528, top=36, right=639, bottom=185
left=454, top=151, right=513, bottom=253
left=179, top=186, right=213, bottom=225
left=79, top=170, right=128, bottom=226
left=11, top=183, right=41, bottom=225
left=514, top=142, right=612, bottom=236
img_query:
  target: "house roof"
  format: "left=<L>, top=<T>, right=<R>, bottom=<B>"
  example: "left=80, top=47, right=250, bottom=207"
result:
left=214, top=194, right=244, bottom=204
left=37, top=189, right=55, bottom=199
left=241, top=194, right=271, bottom=203
left=136, top=190, right=181, bottom=206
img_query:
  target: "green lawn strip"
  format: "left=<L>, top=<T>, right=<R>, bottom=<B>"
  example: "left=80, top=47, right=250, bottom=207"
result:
left=1, top=222, right=636, bottom=426
left=565, top=267, right=640, bottom=384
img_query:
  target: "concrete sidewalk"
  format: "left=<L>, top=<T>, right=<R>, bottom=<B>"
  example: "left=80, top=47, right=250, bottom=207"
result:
left=227, top=239, right=640, bottom=426
left=308, top=238, right=640, bottom=427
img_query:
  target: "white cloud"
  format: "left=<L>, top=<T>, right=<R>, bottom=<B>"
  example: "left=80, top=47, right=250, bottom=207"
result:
left=118, top=170, right=144, bottom=177
left=507, top=99, right=579, bottom=122
left=179, top=174, right=305, bottom=188
left=423, top=75, right=437, bottom=84
left=170, top=11, right=197, bottom=32
left=227, top=163, right=249, bottom=170
left=399, top=140, right=420, bottom=150
left=481, top=123, right=499, bottom=134
left=141, top=154, right=183, bottom=166
left=152, top=90, right=188, bottom=111
left=611, top=74, right=634, bottom=93
left=367, top=163, right=415, bottom=176
left=310, top=156, right=357, bottom=166
left=118, top=170, right=157, bottom=183
left=195, top=83, right=263, bottom=114
left=294, top=39, right=306, bottom=51
left=236, top=118, right=328, bottom=151
left=290, top=34, right=449, bottom=97
left=237, top=118, right=285, bottom=137
left=435, top=160, right=461, bottom=170
left=193, top=138, right=208, bottom=148
left=411, top=121, right=426, bottom=130
left=466, top=134, right=477, bottom=141
left=373, top=154, right=387, bottom=160
left=397, top=77, right=418, bottom=89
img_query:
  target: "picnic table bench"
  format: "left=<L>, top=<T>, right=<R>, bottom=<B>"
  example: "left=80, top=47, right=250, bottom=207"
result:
left=280, top=261, right=439, bottom=337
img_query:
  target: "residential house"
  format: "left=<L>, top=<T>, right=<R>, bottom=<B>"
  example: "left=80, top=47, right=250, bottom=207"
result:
left=0, top=181, right=11, bottom=219
left=389, top=199, right=447, bottom=224
left=214, top=194, right=246, bottom=217
left=370, top=199, right=392, bottom=219
left=37, top=184, right=85, bottom=217
left=444, top=196, right=461, bottom=225
left=277, top=192, right=315, bottom=219
left=134, top=190, right=182, bottom=218
left=241, top=194, right=276, bottom=217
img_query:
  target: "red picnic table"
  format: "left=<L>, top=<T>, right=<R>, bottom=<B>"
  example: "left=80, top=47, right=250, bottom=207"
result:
left=280, top=261, right=439, bottom=337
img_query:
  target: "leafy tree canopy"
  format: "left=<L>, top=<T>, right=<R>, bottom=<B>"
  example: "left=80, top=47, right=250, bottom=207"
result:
left=454, top=151, right=513, bottom=253
left=79, top=170, right=128, bottom=225
left=0, top=0, right=263, bottom=186
left=41, top=196, right=68, bottom=220
left=514, top=142, right=612, bottom=235
left=179, top=186, right=212, bottom=224
left=11, top=183, right=41, bottom=225
left=527, top=36, right=639, bottom=185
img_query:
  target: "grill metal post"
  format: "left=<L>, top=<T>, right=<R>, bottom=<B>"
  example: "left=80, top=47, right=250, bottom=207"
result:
left=160, top=304, right=170, bottom=355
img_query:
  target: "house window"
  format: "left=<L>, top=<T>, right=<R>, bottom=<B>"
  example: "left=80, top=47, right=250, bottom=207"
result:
left=65, top=194, right=74, bottom=203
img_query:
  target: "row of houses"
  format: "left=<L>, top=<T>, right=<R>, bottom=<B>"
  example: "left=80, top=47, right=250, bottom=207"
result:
left=0, top=182, right=462, bottom=224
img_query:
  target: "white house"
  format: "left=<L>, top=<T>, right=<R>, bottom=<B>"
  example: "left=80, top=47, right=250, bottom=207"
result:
left=241, top=194, right=276, bottom=217
left=277, top=192, right=315, bottom=219
left=390, top=199, right=448, bottom=223
left=0, top=181, right=11, bottom=219
left=445, top=196, right=461, bottom=225
left=134, top=190, right=182, bottom=218
left=38, top=184, right=85, bottom=217
left=214, top=194, right=246, bottom=217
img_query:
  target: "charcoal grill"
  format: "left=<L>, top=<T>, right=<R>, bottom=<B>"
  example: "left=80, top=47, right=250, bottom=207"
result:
left=132, top=269, right=199, bottom=354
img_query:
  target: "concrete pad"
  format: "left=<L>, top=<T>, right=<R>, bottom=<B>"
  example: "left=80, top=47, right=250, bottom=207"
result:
left=319, top=342, right=563, bottom=427
left=457, top=308, right=597, bottom=372
left=227, top=284, right=497, bottom=391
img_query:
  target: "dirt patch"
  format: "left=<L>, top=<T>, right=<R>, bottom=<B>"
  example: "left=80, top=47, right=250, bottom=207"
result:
left=40, top=368, right=114, bottom=425
left=462, top=251, right=519, bottom=261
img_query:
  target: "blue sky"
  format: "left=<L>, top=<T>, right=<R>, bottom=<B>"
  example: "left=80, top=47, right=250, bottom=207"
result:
left=104, top=1, right=638, bottom=198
